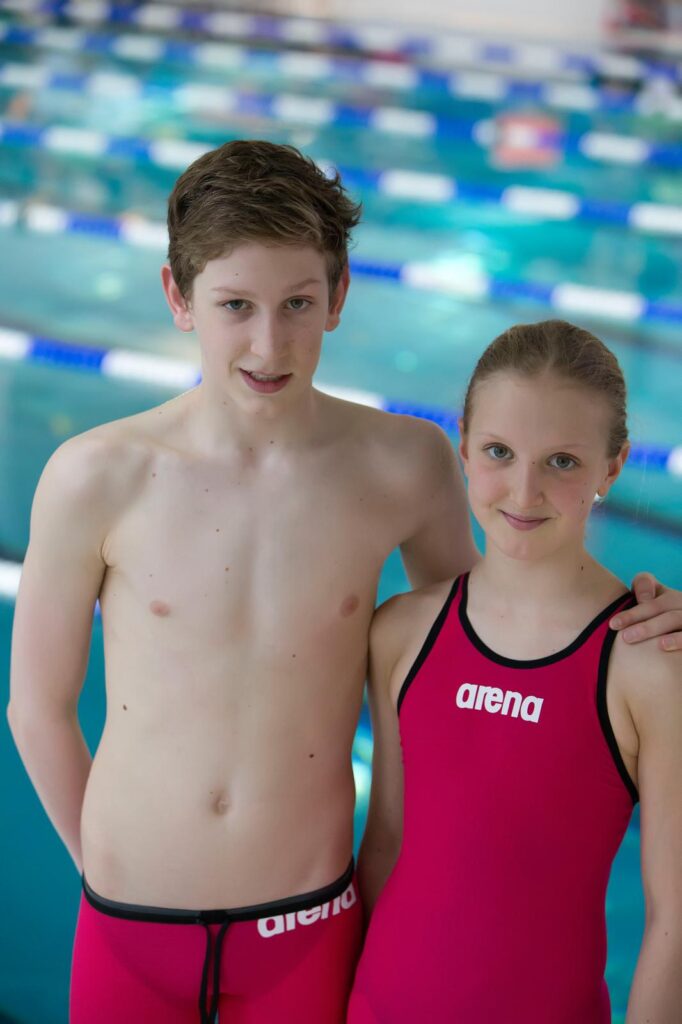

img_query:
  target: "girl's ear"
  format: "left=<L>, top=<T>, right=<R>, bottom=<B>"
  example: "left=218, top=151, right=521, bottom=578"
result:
left=597, top=442, right=630, bottom=498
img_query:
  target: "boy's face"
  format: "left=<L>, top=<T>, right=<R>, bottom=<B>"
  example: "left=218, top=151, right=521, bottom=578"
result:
left=162, top=243, right=348, bottom=411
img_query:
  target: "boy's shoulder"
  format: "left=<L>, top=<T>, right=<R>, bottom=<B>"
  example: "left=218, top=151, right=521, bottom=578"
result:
left=39, top=398, right=183, bottom=502
left=328, top=393, right=455, bottom=470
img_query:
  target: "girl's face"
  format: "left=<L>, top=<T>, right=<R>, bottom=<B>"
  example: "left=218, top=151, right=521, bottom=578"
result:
left=459, top=371, right=628, bottom=563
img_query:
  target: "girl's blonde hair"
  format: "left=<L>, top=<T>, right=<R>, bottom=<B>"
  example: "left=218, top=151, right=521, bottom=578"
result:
left=462, top=320, right=628, bottom=457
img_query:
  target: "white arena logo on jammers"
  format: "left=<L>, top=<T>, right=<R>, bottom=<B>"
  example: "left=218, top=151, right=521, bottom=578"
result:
left=257, top=882, right=357, bottom=938
left=456, top=683, right=543, bottom=723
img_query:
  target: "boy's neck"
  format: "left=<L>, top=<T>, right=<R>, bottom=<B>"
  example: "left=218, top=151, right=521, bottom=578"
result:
left=186, top=381, right=323, bottom=456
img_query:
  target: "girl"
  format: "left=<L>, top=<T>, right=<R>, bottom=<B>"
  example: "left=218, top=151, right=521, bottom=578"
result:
left=348, top=320, right=682, bottom=1023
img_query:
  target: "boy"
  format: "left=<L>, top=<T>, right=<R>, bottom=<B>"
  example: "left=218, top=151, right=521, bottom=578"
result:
left=8, top=140, right=682, bottom=1023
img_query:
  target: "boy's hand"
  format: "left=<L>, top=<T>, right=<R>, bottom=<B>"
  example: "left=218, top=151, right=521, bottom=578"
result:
left=610, top=574, right=682, bottom=652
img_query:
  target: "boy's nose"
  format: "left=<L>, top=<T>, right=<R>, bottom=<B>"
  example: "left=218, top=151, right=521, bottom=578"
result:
left=249, top=314, right=286, bottom=362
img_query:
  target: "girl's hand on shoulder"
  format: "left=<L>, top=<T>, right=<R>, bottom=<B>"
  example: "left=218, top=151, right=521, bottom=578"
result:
left=610, top=573, right=682, bottom=652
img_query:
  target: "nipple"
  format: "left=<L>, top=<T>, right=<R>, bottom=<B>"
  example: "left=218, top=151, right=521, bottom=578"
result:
left=340, top=595, right=360, bottom=618
left=149, top=600, right=171, bottom=617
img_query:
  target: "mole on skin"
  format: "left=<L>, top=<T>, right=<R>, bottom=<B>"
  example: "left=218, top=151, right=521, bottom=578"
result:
left=340, top=595, right=360, bottom=618
left=149, top=600, right=171, bottom=617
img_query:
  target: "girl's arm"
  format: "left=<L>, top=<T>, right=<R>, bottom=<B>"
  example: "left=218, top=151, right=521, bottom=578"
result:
left=357, top=597, right=407, bottom=917
left=358, top=583, right=451, bottom=917
left=621, top=643, right=682, bottom=1022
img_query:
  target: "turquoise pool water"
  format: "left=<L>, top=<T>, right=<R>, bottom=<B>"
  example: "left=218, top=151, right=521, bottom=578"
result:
left=0, top=11, right=680, bottom=1023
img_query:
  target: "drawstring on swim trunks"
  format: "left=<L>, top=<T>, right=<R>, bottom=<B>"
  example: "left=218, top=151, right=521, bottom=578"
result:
left=198, top=920, right=231, bottom=1024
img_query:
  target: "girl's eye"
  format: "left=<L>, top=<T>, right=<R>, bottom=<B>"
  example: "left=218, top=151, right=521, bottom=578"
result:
left=224, top=299, right=248, bottom=312
left=549, top=454, right=577, bottom=470
left=287, top=298, right=310, bottom=311
left=485, top=444, right=512, bottom=461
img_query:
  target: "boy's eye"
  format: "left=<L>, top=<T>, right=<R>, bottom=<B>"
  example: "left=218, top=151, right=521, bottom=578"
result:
left=548, top=454, right=577, bottom=470
left=287, top=298, right=310, bottom=310
left=224, top=299, right=248, bottom=312
left=484, top=444, right=512, bottom=461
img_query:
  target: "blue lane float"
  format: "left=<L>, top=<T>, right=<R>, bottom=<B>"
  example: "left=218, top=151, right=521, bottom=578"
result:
left=1, top=59, right=681, bottom=170
left=1, top=0, right=679, bottom=87
left=5, top=199, right=682, bottom=326
left=2, top=119, right=682, bottom=236
left=0, top=20, right=680, bottom=120
left=0, top=326, right=680, bottom=478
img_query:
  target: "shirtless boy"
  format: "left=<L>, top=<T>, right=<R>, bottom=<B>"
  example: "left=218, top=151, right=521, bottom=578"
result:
left=8, top=140, right=682, bottom=1024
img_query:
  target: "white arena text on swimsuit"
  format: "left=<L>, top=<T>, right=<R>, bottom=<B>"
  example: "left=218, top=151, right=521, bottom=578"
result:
left=455, top=683, right=544, bottom=723
left=257, top=882, right=358, bottom=938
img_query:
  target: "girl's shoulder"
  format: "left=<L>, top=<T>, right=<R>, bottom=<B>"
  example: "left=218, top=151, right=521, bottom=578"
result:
left=372, top=578, right=456, bottom=643
left=370, top=579, right=456, bottom=699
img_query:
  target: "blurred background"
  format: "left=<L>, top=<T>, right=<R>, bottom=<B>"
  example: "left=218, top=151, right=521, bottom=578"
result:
left=0, top=0, right=680, bottom=1019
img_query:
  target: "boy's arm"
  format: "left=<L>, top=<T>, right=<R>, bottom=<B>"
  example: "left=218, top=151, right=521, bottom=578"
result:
left=357, top=597, right=407, bottom=917
left=399, top=423, right=478, bottom=589
left=611, top=574, right=682, bottom=652
left=623, top=646, right=682, bottom=1022
left=7, top=438, right=111, bottom=872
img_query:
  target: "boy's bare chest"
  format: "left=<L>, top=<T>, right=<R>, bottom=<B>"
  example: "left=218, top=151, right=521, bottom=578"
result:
left=101, top=463, right=402, bottom=651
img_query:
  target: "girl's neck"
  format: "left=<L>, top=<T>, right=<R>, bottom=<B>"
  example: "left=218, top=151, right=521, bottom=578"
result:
left=471, top=545, right=623, bottom=619
left=466, top=546, right=627, bottom=662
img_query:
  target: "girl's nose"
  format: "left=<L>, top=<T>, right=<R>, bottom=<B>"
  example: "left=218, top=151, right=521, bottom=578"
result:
left=510, top=463, right=544, bottom=510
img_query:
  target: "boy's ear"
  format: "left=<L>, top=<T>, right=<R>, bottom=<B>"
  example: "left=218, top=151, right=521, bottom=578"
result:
left=325, top=264, right=350, bottom=332
left=161, top=265, right=194, bottom=333
left=597, top=441, right=630, bottom=498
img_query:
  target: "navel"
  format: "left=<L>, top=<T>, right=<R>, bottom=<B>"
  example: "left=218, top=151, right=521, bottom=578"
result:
left=212, top=791, right=230, bottom=816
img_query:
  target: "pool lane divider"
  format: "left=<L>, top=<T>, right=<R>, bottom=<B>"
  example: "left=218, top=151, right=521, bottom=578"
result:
left=2, top=121, right=681, bottom=237
left=1, top=64, right=682, bottom=170
left=1, top=22, right=680, bottom=120
left=1, top=0, right=680, bottom=88
left=0, top=326, right=680, bottom=479
left=4, top=198, right=682, bottom=327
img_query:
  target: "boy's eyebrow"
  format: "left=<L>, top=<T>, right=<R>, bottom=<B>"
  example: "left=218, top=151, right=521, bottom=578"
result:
left=210, top=278, right=323, bottom=295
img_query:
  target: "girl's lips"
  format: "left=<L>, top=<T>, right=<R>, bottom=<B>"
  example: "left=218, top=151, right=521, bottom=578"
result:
left=240, top=370, right=292, bottom=394
left=501, top=511, right=548, bottom=531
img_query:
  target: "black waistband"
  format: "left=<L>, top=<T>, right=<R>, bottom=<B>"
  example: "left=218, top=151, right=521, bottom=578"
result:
left=83, top=858, right=355, bottom=926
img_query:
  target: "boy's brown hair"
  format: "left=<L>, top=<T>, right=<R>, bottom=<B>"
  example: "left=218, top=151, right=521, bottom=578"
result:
left=462, top=319, right=628, bottom=458
left=167, top=140, right=362, bottom=300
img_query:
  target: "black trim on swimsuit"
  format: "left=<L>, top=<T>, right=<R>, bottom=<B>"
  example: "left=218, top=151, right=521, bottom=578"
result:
left=82, top=858, right=355, bottom=925
left=396, top=576, right=462, bottom=715
left=596, top=598, right=640, bottom=806
left=459, top=571, right=632, bottom=669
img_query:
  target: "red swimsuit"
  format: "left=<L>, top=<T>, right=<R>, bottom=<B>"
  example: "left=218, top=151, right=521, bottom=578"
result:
left=349, top=574, right=636, bottom=1024
left=71, top=861, right=362, bottom=1023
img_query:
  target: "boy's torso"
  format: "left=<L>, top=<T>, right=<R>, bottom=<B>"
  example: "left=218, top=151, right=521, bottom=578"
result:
left=81, top=392, right=427, bottom=909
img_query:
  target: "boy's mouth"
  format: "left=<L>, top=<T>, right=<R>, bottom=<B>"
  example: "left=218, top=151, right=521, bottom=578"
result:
left=240, top=370, right=292, bottom=394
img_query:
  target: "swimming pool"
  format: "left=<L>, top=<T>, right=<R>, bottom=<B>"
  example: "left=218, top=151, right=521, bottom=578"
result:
left=0, top=6, right=680, bottom=1022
